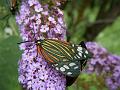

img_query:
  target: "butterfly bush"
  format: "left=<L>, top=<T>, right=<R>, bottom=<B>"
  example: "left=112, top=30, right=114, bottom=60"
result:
left=16, top=0, right=66, bottom=90
left=86, top=42, right=120, bottom=90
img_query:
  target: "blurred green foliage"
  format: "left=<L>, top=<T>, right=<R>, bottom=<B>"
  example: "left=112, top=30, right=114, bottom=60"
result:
left=0, top=0, right=120, bottom=90
left=96, top=17, right=120, bottom=55
left=68, top=73, right=108, bottom=90
left=0, top=36, right=21, bottom=90
left=0, top=0, right=21, bottom=89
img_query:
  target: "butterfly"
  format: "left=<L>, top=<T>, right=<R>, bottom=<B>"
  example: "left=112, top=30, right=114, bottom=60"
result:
left=9, top=0, right=18, bottom=15
left=19, top=39, right=92, bottom=77
left=7, top=0, right=20, bottom=15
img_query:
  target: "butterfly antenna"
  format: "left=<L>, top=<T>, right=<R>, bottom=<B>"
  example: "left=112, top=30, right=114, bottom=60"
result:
left=17, top=41, right=33, bottom=44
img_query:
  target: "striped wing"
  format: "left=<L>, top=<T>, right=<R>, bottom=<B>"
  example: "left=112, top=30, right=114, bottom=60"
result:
left=41, top=39, right=77, bottom=63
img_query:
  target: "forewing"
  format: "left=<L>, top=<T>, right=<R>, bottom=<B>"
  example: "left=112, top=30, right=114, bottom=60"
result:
left=41, top=39, right=77, bottom=62
left=75, top=41, right=92, bottom=71
left=37, top=46, right=55, bottom=63
left=71, top=44, right=91, bottom=61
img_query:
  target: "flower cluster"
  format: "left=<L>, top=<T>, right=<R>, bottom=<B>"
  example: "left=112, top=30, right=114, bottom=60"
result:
left=16, top=0, right=66, bottom=90
left=86, top=42, right=120, bottom=90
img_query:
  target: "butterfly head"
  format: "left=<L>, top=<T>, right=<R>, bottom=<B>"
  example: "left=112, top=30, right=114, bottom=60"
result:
left=35, top=39, right=43, bottom=45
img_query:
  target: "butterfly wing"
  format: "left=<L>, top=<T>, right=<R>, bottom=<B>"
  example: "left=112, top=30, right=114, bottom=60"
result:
left=53, top=60, right=81, bottom=77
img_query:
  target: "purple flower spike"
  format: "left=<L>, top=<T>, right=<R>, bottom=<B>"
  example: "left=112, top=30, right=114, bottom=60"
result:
left=16, top=0, right=66, bottom=90
left=86, top=42, right=120, bottom=90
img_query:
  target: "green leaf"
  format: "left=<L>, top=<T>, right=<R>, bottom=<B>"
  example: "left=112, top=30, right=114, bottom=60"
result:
left=0, top=36, right=22, bottom=90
